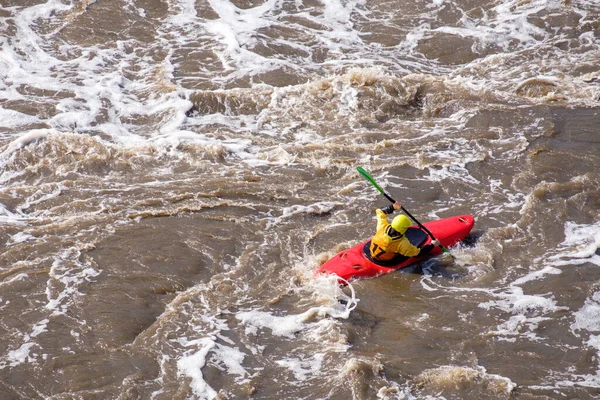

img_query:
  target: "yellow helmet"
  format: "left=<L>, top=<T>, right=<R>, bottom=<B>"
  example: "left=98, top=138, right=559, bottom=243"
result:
left=391, top=214, right=411, bottom=233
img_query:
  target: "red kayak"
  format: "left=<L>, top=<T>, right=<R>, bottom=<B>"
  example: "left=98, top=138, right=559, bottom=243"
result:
left=317, top=215, right=475, bottom=282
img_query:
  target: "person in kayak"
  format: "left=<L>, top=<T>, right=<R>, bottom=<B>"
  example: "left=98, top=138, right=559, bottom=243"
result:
left=369, top=201, right=440, bottom=263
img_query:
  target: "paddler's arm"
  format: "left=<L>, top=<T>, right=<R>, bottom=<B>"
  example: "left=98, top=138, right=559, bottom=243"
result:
left=395, top=237, right=440, bottom=258
left=375, top=201, right=402, bottom=231
left=418, top=239, right=441, bottom=255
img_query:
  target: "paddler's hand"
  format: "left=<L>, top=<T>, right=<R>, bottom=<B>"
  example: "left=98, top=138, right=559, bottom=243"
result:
left=393, top=201, right=402, bottom=210
left=431, top=239, right=440, bottom=247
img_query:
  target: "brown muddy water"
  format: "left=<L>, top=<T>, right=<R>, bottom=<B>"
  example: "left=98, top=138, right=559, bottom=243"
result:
left=1, top=0, right=600, bottom=399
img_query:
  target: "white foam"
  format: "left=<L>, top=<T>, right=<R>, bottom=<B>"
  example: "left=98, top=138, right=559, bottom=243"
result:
left=211, top=344, right=247, bottom=378
left=0, top=128, right=56, bottom=162
left=45, top=246, right=101, bottom=315
left=16, top=183, right=65, bottom=215
left=479, top=285, right=561, bottom=315
left=559, top=290, right=600, bottom=389
left=587, top=335, right=600, bottom=352
left=7, top=232, right=35, bottom=244
left=376, top=382, right=414, bottom=399
left=478, top=267, right=567, bottom=339
left=440, top=0, right=551, bottom=50
left=1, top=0, right=597, bottom=165
left=204, top=0, right=282, bottom=75
left=423, top=263, right=566, bottom=341
left=490, top=314, right=551, bottom=342
left=6, top=342, right=36, bottom=367
left=572, top=291, right=600, bottom=333
left=2, top=318, right=49, bottom=369
left=0, top=202, right=27, bottom=226
left=237, top=309, right=309, bottom=338
left=548, top=221, right=600, bottom=267
left=262, top=201, right=338, bottom=228
left=0, top=109, right=40, bottom=131
left=30, top=318, right=49, bottom=338
left=511, top=266, right=562, bottom=286
left=236, top=274, right=357, bottom=339
left=149, top=129, right=253, bottom=158
left=276, top=353, right=325, bottom=381
left=177, top=337, right=219, bottom=400
left=0, top=0, right=202, bottom=148
left=416, top=365, right=517, bottom=395
left=197, top=0, right=370, bottom=79
left=175, top=310, right=249, bottom=399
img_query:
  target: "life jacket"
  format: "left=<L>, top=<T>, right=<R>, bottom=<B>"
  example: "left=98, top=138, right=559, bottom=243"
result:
left=370, top=225, right=421, bottom=261
left=370, top=225, right=405, bottom=261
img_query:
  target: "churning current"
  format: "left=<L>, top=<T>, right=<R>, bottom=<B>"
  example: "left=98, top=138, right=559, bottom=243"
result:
left=1, top=0, right=600, bottom=399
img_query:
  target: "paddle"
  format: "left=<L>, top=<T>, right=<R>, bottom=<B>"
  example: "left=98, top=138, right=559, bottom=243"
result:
left=356, top=166, right=449, bottom=253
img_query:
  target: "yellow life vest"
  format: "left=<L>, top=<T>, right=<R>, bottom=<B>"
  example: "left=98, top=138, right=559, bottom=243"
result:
left=370, top=209, right=421, bottom=261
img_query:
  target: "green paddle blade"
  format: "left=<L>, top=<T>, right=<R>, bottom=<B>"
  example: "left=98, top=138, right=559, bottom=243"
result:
left=356, top=166, right=385, bottom=195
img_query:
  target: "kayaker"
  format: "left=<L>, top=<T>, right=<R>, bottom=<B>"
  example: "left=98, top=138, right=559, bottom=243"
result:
left=369, top=201, right=440, bottom=263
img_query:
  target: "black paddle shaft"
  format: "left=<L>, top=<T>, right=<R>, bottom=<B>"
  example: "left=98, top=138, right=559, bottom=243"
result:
left=356, top=166, right=448, bottom=252
left=381, top=192, right=446, bottom=251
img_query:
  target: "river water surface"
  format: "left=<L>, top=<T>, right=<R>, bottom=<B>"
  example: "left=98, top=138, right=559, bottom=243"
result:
left=1, top=0, right=600, bottom=399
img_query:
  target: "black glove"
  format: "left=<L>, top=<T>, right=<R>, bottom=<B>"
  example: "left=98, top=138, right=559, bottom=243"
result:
left=380, top=205, right=395, bottom=214
left=418, top=244, right=434, bottom=255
